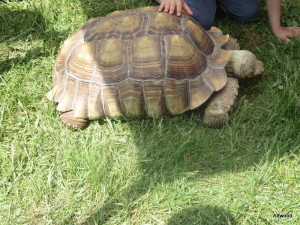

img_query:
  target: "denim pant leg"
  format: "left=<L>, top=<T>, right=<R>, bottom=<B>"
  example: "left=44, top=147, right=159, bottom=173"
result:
left=218, top=0, right=260, bottom=22
left=184, top=0, right=217, bottom=29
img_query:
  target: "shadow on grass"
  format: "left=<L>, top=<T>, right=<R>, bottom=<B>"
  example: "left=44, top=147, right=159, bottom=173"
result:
left=82, top=203, right=238, bottom=224
left=77, top=99, right=275, bottom=224
left=0, top=5, right=65, bottom=73
left=166, top=205, right=237, bottom=225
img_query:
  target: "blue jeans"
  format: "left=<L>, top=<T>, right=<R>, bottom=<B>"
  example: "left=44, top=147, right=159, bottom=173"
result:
left=185, top=0, right=259, bottom=29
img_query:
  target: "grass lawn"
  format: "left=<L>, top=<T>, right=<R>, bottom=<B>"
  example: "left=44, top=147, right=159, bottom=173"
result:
left=0, top=0, right=299, bottom=224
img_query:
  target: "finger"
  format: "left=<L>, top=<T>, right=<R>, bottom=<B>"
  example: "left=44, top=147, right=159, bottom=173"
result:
left=288, top=27, right=300, bottom=32
left=169, top=1, right=176, bottom=14
left=288, top=27, right=300, bottom=30
left=176, top=2, right=182, bottom=16
left=164, top=1, right=170, bottom=13
left=158, top=0, right=165, bottom=12
left=292, top=30, right=300, bottom=38
left=285, top=33, right=293, bottom=40
left=282, top=33, right=292, bottom=42
left=285, top=30, right=299, bottom=38
left=183, top=2, right=193, bottom=15
left=291, top=28, right=300, bottom=33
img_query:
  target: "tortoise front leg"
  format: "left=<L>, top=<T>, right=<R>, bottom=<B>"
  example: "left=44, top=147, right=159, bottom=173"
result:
left=60, top=111, right=89, bottom=129
left=202, top=77, right=239, bottom=127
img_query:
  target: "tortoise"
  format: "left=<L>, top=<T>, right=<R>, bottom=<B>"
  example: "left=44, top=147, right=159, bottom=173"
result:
left=47, top=6, right=264, bottom=129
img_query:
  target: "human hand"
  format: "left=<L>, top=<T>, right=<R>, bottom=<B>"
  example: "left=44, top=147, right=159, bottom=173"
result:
left=158, top=0, right=193, bottom=17
left=272, top=26, right=300, bottom=42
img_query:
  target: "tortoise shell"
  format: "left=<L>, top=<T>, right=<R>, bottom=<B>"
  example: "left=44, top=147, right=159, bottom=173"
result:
left=48, top=6, right=231, bottom=120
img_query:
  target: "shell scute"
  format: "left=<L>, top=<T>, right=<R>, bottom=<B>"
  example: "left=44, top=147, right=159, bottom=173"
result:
left=66, top=42, right=96, bottom=80
left=87, top=83, right=105, bottom=120
left=53, top=70, right=66, bottom=102
left=56, top=76, right=77, bottom=112
left=134, top=6, right=158, bottom=13
left=106, top=9, right=129, bottom=17
left=185, top=19, right=214, bottom=55
left=143, top=81, right=166, bottom=118
left=84, top=19, right=118, bottom=41
left=85, top=14, right=147, bottom=41
left=189, top=76, right=214, bottom=110
left=209, top=49, right=231, bottom=68
left=202, top=68, right=228, bottom=91
left=164, top=79, right=189, bottom=115
left=95, top=39, right=127, bottom=84
left=119, top=80, right=145, bottom=117
left=73, top=81, right=90, bottom=119
left=166, top=35, right=206, bottom=79
left=148, top=12, right=183, bottom=35
left=115, top=14, right=147, bottom=39
left=131, top=35, right=164, bottom=80
left=102, top=86, right=124, bottom=118
left=55, top=29, right=85, bottom=74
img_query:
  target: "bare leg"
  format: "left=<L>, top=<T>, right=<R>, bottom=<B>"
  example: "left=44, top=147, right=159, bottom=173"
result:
left=60, top=111, right=89, bottom=129
left=202, top=77, right=239, bottom=127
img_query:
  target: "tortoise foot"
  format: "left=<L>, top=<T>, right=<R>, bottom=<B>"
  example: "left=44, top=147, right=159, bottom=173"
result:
left=60, top=111, right=89, bottom=129
left=202, top=77, right=239, bottom=127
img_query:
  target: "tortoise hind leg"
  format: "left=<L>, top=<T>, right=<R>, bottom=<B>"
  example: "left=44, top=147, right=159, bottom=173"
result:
left=202, top=77, right=239, bottom=127
left=60, top=111, right=89, bottom=129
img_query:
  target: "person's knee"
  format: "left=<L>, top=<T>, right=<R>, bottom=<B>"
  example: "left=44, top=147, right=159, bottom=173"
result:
left=198, top=18, right=215, bottom=30
left=236, top=6, right=259, bottom=22
left=184, top=0, right=217, bottom=30
left=231, top=3, right=259, bottom=23
left=192, top=13, right=215, bottom=30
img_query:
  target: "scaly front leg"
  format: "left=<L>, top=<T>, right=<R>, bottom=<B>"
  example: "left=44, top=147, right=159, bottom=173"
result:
left=202, top=77, right=239, bottom=127
left=60, top=111, right=89, bottom=129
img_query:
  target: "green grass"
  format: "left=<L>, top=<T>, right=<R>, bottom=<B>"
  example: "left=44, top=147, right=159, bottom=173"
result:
left=0, top=0, right=300, bottom=224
